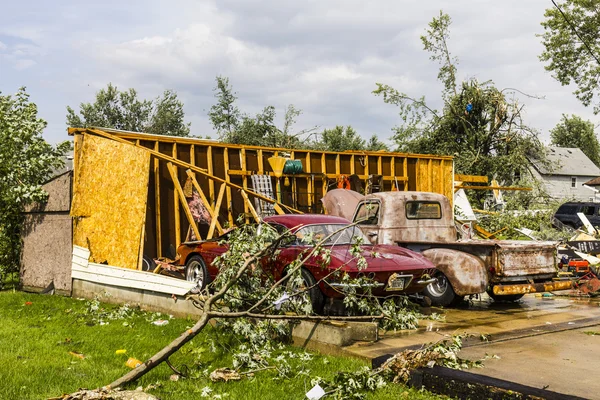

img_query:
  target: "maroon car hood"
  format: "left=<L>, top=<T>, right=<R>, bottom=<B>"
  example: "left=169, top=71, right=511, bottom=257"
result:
left=328, top=244, right=434, bottom=272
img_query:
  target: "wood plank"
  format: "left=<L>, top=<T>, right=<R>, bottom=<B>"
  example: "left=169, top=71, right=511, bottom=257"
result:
left=224, top=148, right=234, bottom=226
left=185, top=169, right=223, bottom=235
left=208, top=183, right=227, bottom=239
left=167, top=162, right=201, bottom=241
left=403, top=157, right=408, bottom=191
left=153, top=142, right=162, bottom=258
left=274, top=203, right=285, bottom=215
left=321, top=153, right=327, bottom=196
left=305, top=152, right=312, bottom=210
left=454, top=174, right=489, bottom=183
left=172, top=144, right=181, bottom=246
left=454, top=185, right=532, bottom=191
left=240, top=190, right=261, bottom=223
left=241, top=148, right=249, bottom=223
left=207, top=145, right=214, bottom=203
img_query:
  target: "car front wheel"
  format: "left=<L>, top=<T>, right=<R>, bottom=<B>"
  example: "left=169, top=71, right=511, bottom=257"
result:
left=285, top=268, right=325, bottom=314
left=423, top=272, right=461, bottom=306
left=186, top=255, right=209, bottom=292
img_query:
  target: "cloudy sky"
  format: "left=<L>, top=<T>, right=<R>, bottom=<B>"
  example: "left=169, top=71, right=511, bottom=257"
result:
left=0, top=0, right=596, bottom=145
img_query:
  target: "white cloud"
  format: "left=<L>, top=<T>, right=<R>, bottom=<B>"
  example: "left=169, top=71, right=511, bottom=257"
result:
left=1, top=0, right=599, bottom=145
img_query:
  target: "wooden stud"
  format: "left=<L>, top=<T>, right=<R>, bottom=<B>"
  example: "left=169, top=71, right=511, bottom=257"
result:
left=224, top=148, right=234, bottom=226
left=335, top=154, right=340, bottom=175
left=172, top=144, right=181, bottom=246
left=403, top=157, right=408, bottom=191
left=377, top=156, right=382, bottom=190
left=241, top=148, right=249, bottom=224
left=207, top=146, right=215, bottom=204
left=257, top=149, right=264, bottom=174
left=290, top=150, right=297, bottom=209
left=274, top=203, right=285, bottom=215
left=137, top=218, right=145, bottom=270
left=167, top=162, right=201, bottom=241
left=153, top=142, right=162, bottom=258
left=208, top=183, right=227, bottom=239
left=240, top=190, right=261, bottom=223
left=428, top=159, right=433, bottom=192
left=321, top=153, right=327, bottom=195
left=305, top=152, right=312, bottom=211
left=350, top=154, right=355, bottom=175
left=186, top=169, right=224, bottom=236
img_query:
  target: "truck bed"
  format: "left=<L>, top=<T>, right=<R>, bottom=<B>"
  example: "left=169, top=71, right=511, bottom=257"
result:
left=396, top=239, right=558, bottom=280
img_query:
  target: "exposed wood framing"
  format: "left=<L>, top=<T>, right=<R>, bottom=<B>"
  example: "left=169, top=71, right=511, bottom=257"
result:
left=208, top=183, right=227, bottom=239
left=224, top=148, right=234, bottom=226
left=241, top=148, right=249, bottom=223
left=305, top=152, right=312, bottom=211
left=207, top=146, right=215, bottom=203
left=185, top=170, right=224, bottom=237
left=172, top=144, right=181, bottom=246
left=167, top=162, right=201, bottom=241
left=240, top=190, right=261, bottom=223
left=69, top=128, right=456, bottom=258
left=153, top=142, right=162, bottom=257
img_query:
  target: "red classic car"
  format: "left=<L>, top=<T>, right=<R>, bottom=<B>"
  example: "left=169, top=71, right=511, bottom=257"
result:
left=175, top=214, right=437, bottom=312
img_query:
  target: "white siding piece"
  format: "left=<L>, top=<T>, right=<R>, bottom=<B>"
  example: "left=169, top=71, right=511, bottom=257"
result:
left=72, top=245, right=90, bottom=269
left=71, top=246, right=195, bottom=296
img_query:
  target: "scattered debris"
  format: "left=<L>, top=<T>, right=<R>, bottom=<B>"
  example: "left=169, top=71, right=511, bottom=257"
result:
left=209, top=368, right=242, bottom=382
left=151, top=320, right=169, bottom=326
left=69, top=351, right=85, bottom=360
left=306, top=384, right=326, bottom=400
left=125, top=358, right=143, bottom=369
left=49, top=388, right=159, bottom=400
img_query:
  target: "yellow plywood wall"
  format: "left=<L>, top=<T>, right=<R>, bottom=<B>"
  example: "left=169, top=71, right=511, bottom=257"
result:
left=71, top=134, right=150, bottom=269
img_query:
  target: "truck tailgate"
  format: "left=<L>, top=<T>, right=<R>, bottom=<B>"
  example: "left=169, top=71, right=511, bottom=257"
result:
left=494, top=240, right=557, bottom=277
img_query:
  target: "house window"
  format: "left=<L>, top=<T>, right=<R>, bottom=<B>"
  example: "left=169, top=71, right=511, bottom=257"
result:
left=571, top=177, right=577, bottom=189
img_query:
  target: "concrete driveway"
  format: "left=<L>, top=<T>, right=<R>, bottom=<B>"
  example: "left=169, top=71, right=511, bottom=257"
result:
left=345, top=293, right=600, bottom=399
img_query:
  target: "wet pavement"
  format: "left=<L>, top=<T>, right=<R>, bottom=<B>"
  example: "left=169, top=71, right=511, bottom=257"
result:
left=344, top=292, right=600, bottom=398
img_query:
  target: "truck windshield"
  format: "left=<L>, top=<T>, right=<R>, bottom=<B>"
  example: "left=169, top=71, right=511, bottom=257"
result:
left=406, top=201, right=442, bottom=219
left=354, top=202, right=380, bottom=225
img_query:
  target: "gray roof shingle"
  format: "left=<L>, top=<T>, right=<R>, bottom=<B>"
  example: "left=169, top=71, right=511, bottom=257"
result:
left=530, top=146, right=600, bottom=176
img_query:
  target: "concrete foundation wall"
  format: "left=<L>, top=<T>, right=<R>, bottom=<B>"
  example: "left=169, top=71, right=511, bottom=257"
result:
left=72, top=279, right=202, bottom=318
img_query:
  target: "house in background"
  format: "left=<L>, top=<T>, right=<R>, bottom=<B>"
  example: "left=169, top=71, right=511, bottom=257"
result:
left=529, top=146, right=600, bottom=201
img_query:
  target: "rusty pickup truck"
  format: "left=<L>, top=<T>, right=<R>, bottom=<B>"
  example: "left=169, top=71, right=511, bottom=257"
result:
left=323, top=190, right=573, bottom=306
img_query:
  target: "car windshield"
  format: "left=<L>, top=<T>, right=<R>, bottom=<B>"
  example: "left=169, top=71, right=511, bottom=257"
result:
left=295, top=224, right=368, bottom=246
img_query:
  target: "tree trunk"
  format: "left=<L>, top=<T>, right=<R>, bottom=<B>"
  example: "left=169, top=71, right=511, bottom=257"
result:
left=105, top=313, right=210, bottom=389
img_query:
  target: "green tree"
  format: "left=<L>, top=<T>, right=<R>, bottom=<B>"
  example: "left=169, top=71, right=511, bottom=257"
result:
left=314, top=125, right=366, bottom=152
left=67, top=83, right=190, bottom=136
left=539, top=1, right=600, bottom=114
left=550, top=114, right=600, bottom=166
left=374, top=11, right=544, bottom=184
left=366, top=135, right=389, bottom=151
left=0, top=88, right=70, bottom=276
left=208, top=76, right=316, bottom=149
left=208, top=76, right=240, bottom=139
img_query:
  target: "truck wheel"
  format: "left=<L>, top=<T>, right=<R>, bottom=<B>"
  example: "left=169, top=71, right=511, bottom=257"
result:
left=423, top=272, right=460, bottom=306
left=486, top=289, right=524, bottom=302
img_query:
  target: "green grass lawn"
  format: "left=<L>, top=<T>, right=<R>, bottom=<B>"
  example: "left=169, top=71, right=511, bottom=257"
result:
left=0, top=290, right=446, bottom=400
